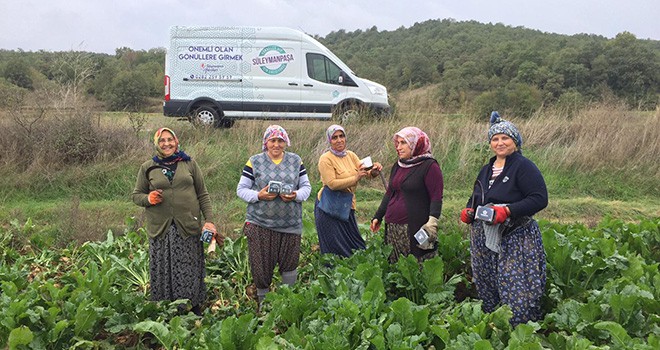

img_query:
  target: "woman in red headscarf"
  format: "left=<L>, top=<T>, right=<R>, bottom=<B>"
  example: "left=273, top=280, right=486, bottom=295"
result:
left=370, top=127, right=444, bottom=263
left=132, top=127, right=216, bottom=315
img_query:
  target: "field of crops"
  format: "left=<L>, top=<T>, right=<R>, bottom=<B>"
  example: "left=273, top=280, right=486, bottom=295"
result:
left=1, top=214, right=658, bottom=349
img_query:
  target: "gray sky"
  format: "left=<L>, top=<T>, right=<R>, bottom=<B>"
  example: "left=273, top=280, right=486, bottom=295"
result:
left=1, top=0, right=658, bottom=54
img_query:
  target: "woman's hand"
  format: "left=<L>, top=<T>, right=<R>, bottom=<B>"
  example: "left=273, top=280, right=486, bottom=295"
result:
left=369, top=162, right=383, bottom=177
left=203, top=222, right=217, bottom=235
left=257, top=185, right=278, bottom=201
left=370, top=218, right=381, bottom=233
left=148, top=189, right=163, bottom=205
left=279, top=191, right=297, bottom=202
left=355, top=168, right=370, bottom=182
left=492, top=206, right=510, bottom=224
left=460, top=208, right=475, bottom=224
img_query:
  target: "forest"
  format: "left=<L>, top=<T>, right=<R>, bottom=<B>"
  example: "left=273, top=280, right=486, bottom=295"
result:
left=0, top=19, right=658, bottom=117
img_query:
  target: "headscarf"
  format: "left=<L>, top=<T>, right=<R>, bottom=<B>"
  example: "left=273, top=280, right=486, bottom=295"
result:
left=393, top=126, right=433, bottom=168
left=488, top=111, right=523, bottom=148
left=262, top=124, right=290, bottom=151
left=325, top=124, right=347, bottom=157
left=152, top=127, right=191, bottom=165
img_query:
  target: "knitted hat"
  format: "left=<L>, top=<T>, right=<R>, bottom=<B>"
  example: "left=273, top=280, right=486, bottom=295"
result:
left=488, top=111, right=522, bottom=147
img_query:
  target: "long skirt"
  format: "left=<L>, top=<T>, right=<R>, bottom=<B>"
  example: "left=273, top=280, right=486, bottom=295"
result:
left=385, top=223, right=437, bottom=263
left=470, top=220, right=546, bottom=326
left=314, top=200, right=365, bottom=257
left=149, top=223, right=206, bottom=307
left=243, top=222, right=301, bottom=290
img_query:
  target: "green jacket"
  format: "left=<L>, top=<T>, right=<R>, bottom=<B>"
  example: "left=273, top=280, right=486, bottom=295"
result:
left=132, top=159, right=213, bottom=238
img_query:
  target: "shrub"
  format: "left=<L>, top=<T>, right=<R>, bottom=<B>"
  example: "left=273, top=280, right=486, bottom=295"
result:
left=105, top=71, right=150, bottom=112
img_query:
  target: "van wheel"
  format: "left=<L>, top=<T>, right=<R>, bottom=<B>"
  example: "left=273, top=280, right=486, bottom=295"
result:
left=192, top=105, right=225, bottom=128
left=333, top=102, right=361, bottom=124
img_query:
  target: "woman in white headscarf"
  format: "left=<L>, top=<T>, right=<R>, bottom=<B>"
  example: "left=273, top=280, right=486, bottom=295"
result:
left=315, top=124, right=383, bottom=257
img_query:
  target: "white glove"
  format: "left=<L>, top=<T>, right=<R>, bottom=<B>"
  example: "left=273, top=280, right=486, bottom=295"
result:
left=417, top=216, right=439, bottom=250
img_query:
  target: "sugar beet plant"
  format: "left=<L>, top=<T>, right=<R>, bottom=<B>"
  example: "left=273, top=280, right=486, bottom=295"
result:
left=1, top=215, right=659, bottom=349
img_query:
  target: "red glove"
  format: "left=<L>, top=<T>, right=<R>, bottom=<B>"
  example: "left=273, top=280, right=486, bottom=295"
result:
left=148, top=190, right=163, bottom=205
left=492, top=206, right=510, bottom=224
left=460, top=208, right=475, bottom=224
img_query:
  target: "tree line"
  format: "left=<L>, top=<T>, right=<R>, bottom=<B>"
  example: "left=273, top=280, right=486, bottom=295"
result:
left=1, top=19, right=658, bottom=116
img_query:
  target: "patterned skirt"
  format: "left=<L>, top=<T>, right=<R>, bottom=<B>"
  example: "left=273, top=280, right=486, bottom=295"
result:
left=314, top=200, right=365, bottom=258
left=149, top=223, right=206, bottom=307
left=470, top=219, right=546, bottom=326
left=385, top=223, right=437, bottom=263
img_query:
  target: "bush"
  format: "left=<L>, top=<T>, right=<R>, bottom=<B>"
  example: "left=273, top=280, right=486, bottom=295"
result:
left=104, top=71, right=150, bottom=112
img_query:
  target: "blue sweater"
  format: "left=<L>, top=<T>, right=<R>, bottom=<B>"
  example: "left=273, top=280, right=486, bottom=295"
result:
left=466, top=151, right=548, bottom=218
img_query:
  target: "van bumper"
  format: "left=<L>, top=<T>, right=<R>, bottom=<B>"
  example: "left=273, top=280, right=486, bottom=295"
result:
left=163, top=100, right=189, bottom=117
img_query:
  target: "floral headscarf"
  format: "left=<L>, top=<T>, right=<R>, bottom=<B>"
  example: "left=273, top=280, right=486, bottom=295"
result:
left=326, top=124, right=347, bottom=157
left=488, top=111, right=523, bottom=148
left=153, top=127, right=179, bottom=157
left=393, top=126, right=433, bottom=168
left=152, top=127, right=191, bottom=165
left=262, top=125, right=290, bottom=151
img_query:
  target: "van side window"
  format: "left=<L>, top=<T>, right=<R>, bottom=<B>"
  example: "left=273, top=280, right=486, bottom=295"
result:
left=306, top=53, right=355, bottom=86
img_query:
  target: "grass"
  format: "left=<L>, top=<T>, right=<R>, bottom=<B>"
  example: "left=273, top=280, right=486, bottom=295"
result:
left=0, top=95, right=658, bottom=244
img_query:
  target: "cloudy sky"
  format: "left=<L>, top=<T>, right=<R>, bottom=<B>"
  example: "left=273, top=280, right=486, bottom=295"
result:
left=1, top=0, right=657, bottom=54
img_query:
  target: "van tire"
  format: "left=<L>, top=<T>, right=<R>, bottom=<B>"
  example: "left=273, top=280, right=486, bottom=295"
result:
left=191, top=105, right=225, bottom=128
left=333, top=101, right=361, bottom=124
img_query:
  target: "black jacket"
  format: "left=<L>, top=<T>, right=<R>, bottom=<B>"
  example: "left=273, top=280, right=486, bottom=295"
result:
left=466, top=151, right=548, bottom=218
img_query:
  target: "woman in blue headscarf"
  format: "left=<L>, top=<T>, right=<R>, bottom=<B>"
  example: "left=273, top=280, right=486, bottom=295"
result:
left=460, top=112, right=548, bottom=326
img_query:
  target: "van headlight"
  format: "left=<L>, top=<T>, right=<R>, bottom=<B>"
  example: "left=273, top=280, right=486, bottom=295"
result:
left=369, top=85, right=386, bottom=96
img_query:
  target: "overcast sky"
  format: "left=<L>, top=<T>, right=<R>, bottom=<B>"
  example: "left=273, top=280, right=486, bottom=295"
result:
left=1, top=0, right=658, bottom=54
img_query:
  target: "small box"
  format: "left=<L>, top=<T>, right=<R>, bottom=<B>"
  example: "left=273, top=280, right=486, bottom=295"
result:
left=360, top=156, right=373, bottom=170
left=267, top=180, right=282, bottom=193
left=414, top=228, right=428, bottom=245
left=280, top=183, right=294, bottom=195
left=200, top=228, right=214, bottom=243
left=475, top=205, right=495, bottom=224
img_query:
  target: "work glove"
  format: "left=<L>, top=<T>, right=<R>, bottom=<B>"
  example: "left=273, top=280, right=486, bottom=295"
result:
left=203, top=222, right=223, bottom=253
left=417, top=216, right=438, bottom=250
left=492, top=206, right=510, bottom=225
left=148, top=190, right=163, bottom=205
left=460, top=208, right=475, bottom=224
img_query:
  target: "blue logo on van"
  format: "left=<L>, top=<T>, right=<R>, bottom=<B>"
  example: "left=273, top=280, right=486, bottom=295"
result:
left=252, top=45, right=295, bottom=75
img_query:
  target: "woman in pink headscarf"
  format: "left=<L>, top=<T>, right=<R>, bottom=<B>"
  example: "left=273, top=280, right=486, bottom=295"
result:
left=370, top=127, right=444, bottom=263
left=236, top=125, right=312, bottom=305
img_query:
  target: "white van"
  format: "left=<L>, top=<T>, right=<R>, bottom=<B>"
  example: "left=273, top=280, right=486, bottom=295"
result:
left=163, top=26, right=390, bottom=127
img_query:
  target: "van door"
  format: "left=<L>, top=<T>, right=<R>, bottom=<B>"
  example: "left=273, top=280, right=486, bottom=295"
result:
left=301, top=53, right=353, bottom=119
left=243, top=41, right=302, bottom=118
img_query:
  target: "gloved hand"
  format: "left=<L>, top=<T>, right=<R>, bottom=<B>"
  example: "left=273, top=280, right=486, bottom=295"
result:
left=492, top=206, right=510, bottom=225
left=418, top=216, right=438, bottom=250
left=203, top=222, right=217, bottom=235
left=460, top=208, right=475, bottom=224
left=148, top=190, right=163, bottom=205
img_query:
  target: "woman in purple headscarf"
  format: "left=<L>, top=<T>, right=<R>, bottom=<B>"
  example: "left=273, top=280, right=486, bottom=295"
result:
left=370, top=126, right=444, bottom=263
left=315, top=124, right=383, bottom=257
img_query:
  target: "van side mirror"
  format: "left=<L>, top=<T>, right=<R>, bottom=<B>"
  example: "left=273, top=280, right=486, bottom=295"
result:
left=337, top=73, right=344, bottom=84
